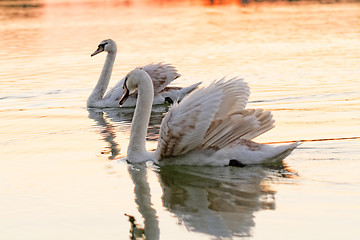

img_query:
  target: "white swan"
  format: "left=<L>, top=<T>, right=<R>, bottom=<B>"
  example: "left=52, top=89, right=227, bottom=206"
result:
left=119, top=68, right=299, bottom=166
left=87, top=39, right=201, bottom=108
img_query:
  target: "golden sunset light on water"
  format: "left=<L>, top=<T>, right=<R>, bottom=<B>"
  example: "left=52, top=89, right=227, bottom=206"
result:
left=1, top=0, right=359, bottom=239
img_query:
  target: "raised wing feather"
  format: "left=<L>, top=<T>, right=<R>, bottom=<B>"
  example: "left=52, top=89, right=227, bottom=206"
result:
left=232, top=109, right=275, bottom=140
left=103, top=63, right=180, bottom=101
left=156, top=81, right=224, bottom=160
left=202, top=109, right=275, bottom=149
left=213, top=77, right=250, bottom=119
left=156, top=77, right=274, bottom=161
left=140, top=63, right=181, bottom=94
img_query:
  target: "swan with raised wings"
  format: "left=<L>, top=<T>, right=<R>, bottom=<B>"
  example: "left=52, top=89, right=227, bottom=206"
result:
left=87, top=39, right=201, bottom=108
left=119, top=69, right=299, bottom=166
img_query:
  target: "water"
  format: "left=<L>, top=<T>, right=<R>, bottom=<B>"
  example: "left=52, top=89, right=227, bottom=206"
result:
left=1, top=0, right=360, bottom=239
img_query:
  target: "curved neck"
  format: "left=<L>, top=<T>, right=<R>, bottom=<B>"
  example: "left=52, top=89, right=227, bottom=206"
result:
left=89, top=51, right=116, bottom=102
left=127, top=76, right=154, bottom=161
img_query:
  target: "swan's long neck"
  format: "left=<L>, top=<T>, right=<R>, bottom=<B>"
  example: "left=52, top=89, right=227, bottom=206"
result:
left=88, top=51, right=116, bottom=103
left=127, top=75, right=154, bottom=161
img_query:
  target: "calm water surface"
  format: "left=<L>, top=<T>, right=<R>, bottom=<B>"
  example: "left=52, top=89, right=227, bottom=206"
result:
left=1, top=0, right=359, bottom=239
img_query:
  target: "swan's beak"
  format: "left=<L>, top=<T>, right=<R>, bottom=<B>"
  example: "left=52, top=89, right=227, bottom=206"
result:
left=91, top=45, right=104, bottom=57
left=119, top=87, right=130, bottom=107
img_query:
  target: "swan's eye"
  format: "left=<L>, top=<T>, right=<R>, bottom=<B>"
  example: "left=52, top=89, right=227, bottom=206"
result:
left=98, top=42, right=108, bottom=48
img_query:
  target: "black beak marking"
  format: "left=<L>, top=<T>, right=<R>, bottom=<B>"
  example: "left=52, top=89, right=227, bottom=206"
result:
left=119, top=86, right=130, bottom=106
left=91, top=43, right=106, bottom=57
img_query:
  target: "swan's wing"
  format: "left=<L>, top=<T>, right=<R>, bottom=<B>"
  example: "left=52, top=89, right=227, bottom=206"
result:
left=202, top=109, right=275, bottom=149
left=140, top=63, right=181, bottom=94
left=104, top=63, right=180, bottom=100
left=212, top=77, right=250, bottom=119
left=103, top=76, right=125, bottom=101
left=234, top=109, right=275, bottom=140
left=156, top=77, right=250, bottom=160
left=155, top=81, right=224, bottom=160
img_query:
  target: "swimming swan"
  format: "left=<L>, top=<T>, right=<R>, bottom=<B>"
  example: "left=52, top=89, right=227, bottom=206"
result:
left=87, top=39, right=201, bottom=108
left=119, top=68, right=299, bottom=166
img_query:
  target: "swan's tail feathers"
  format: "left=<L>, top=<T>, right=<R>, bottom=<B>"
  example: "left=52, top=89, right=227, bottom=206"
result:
left=161, top=82, right=202, bottom=104
left=264, top=141, right=300, bottom=163
left=177, top=82, right=202, bottom=102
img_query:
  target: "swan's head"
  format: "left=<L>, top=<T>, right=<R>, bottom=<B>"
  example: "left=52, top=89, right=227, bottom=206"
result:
left=119, top=68, right=151, bottom=106
left=91, top=39, right=117, bottom=57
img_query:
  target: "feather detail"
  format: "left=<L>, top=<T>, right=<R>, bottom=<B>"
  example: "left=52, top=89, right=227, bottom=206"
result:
left=100, top=63, right=187, bottom=107
left=236, top=109, right=275, bottom=140
left=156, top=81, right=224, bottom=160
left=156, top=77, right=278, bottom=162
left=140, top=63, right=181, bottom=94
left=202, top=109, right=275, bottom=149
left=212, top=77, right=250, bottom=119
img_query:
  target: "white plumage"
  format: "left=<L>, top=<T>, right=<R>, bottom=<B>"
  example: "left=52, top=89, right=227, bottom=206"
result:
left=87, top=39, right=200, bottom=108
left=120, top=68, right=299, bottom=166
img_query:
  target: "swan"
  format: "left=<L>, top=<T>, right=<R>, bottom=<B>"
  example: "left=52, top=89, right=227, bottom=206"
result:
left=87, top=39, right=201, bottom=108
left=119, top=68, right=299, bottom=166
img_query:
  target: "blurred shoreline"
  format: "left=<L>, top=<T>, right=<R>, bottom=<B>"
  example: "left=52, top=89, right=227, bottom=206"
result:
left=1, top=0, right=360, bottom=9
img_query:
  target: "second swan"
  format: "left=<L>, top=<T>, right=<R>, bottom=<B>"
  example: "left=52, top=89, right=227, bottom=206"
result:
left=88, top=39, right=201, bottom=108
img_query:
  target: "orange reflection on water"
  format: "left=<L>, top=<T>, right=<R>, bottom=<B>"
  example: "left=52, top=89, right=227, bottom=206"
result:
left=1, top=1, right=360, bottom=239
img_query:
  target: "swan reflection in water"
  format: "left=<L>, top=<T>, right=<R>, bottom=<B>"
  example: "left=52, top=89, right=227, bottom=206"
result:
left=87, top=105, right=168, bottom=159
left=125, top=162, right=295, bottom=239
left=159, top=165, right=283, bottom=238
left=87, top=107, right=296, bottom=239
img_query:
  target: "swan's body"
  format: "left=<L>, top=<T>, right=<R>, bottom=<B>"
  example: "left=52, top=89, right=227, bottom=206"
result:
left=120, top=69, right=299, bottom=166
left=87, top=39, right=200, bottom=108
